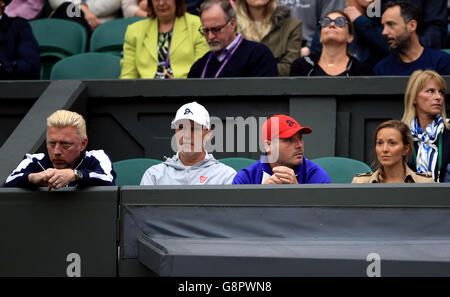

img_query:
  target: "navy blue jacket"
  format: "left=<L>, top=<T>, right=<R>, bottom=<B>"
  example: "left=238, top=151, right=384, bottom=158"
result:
left=0, top=14, right=40, bottom=80
left=188, top=39, right=278, bottom=78
left=4, top=150, right=116, bottom=188
left=232, top=156, right=330, bottom=184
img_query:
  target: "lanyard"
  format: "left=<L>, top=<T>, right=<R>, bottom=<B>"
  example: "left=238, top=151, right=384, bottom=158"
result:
left=413, top=133, right=442, bottom=179
left=200, top=35, right=243, bottom=78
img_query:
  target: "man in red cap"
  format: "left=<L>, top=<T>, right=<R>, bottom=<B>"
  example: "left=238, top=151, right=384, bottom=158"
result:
left=232, top=114, right=330, bottom=184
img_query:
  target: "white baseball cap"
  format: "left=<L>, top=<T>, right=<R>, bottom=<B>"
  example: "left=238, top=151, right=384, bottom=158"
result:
left=171, top=101, right=211, bottom=130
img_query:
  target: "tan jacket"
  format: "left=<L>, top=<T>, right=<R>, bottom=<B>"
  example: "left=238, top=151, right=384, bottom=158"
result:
left=352, top=164, right=434, bottom=183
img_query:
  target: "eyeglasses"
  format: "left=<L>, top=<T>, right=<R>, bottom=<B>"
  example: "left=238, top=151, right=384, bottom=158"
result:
left=319, top=16, right=348, bottom=28
left=199, top=20, right=230, bottom=36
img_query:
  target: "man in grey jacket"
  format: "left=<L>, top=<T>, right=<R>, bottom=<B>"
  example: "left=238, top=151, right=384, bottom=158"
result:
left=140, top=101, right=236, bottom=185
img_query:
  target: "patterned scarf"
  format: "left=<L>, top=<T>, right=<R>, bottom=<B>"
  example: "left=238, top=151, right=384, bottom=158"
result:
left=410, top=115, right=444, bottom=179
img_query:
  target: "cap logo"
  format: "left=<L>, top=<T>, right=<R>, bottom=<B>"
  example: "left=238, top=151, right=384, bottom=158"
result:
left=184, top=108, right=193, bottom=115
left=286, top=120, right=296, bottom=127
left=200, top=176, right=208, bottom=183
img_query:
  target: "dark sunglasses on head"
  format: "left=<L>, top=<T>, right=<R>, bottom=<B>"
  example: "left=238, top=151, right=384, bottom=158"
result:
left=319, top=16, right=348, bottom=28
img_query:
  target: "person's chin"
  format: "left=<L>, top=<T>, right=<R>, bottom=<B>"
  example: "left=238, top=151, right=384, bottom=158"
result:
left=208, top=43, right=223, bottom=52
left=52, top=162, right=67, bottom=169
left=180, top=145, right=203, bottom=153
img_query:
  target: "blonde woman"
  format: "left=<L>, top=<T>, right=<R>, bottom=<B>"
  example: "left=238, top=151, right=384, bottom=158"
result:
left=235, top=0, right=302, bottom=76
left=402, top=70, right=450, bottom=182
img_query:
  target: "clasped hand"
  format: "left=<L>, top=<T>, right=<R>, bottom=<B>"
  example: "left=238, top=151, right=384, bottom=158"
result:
left=263, top=166, right=298, bottom=184
left=28, top=169, right=76, bottom=191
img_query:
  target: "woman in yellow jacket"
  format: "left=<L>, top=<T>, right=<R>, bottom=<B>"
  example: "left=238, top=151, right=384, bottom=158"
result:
left=120, top=0, right=209, bottom=79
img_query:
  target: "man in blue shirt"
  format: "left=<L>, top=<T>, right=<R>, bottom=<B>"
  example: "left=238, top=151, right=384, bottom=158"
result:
left=232, top=115, right=330, bottom=185
left=374, top=1, right=450, bottom=76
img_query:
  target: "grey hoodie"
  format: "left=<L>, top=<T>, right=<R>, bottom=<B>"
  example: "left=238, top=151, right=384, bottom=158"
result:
left=140, top=152, right=236, bottom=185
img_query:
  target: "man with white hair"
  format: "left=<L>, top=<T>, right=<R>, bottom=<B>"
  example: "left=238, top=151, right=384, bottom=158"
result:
left=140, top=101, right=236, bottom=185
left=5, top=110, right=116, bottom=189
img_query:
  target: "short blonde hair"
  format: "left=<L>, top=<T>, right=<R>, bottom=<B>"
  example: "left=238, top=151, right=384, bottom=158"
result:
left=402, top=70, right=449, bottom=129
left=47, top=110, right=87, bottom=139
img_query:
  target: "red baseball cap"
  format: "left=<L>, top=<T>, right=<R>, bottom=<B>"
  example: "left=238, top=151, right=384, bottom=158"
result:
left=261, top=115, right=312, bottom=142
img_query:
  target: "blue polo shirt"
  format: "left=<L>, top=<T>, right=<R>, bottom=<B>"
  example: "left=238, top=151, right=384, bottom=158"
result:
left=232, top=156, right=330, bottom=184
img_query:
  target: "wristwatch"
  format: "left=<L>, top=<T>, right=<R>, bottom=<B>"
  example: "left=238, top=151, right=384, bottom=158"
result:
left=74, top=169, right=83, bottom=181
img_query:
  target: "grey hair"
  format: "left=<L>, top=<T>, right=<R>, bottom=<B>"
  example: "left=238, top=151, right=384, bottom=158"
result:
left=199, top=0, right=236, bottom=21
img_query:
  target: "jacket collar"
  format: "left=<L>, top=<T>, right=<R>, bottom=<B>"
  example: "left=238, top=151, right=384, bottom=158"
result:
left=370, top=164, right=419, bottom=183
left=270, top=6, right=291, bottom=32
left=143, top=16, right=187, bottom=61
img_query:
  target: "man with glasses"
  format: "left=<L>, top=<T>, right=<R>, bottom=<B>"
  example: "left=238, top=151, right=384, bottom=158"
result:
left=5, top=110, right=116, bottom=189
left=140, top=101, right=236, bottom=185
left=187, top=0, right=278, bottom=78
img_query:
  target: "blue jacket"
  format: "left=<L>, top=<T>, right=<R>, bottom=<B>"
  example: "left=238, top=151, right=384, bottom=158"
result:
left=0, top=14, right=40, bottom=80
left=232, top=156, right=330, bottom=184
left=4, top=150, right=116, bottom=188
left=188, top=39, right=278, bottom=78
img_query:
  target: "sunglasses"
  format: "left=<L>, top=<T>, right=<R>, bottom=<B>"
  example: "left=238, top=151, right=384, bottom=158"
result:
left=199, top=20, right=230, bottom=36
left=319, top=16, right=348, bottom=28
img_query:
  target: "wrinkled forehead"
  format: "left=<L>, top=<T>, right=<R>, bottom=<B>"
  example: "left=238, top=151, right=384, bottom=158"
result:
left=46, top=125, right=81, bottom=140
left=326, top=12, right=344, bottom=19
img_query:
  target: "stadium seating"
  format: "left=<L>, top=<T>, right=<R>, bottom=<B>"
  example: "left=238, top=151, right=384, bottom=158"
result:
left=113, top=158, right=162, bottom=186
left=219, top=157, right=257, bottom=172
left=311, top=157, right=372, bottom=183
left=89, top=17, right=145, bottom=56
left=30, top=18, right=87, bottom=79
left=50, top=53, right=121, bottom=79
